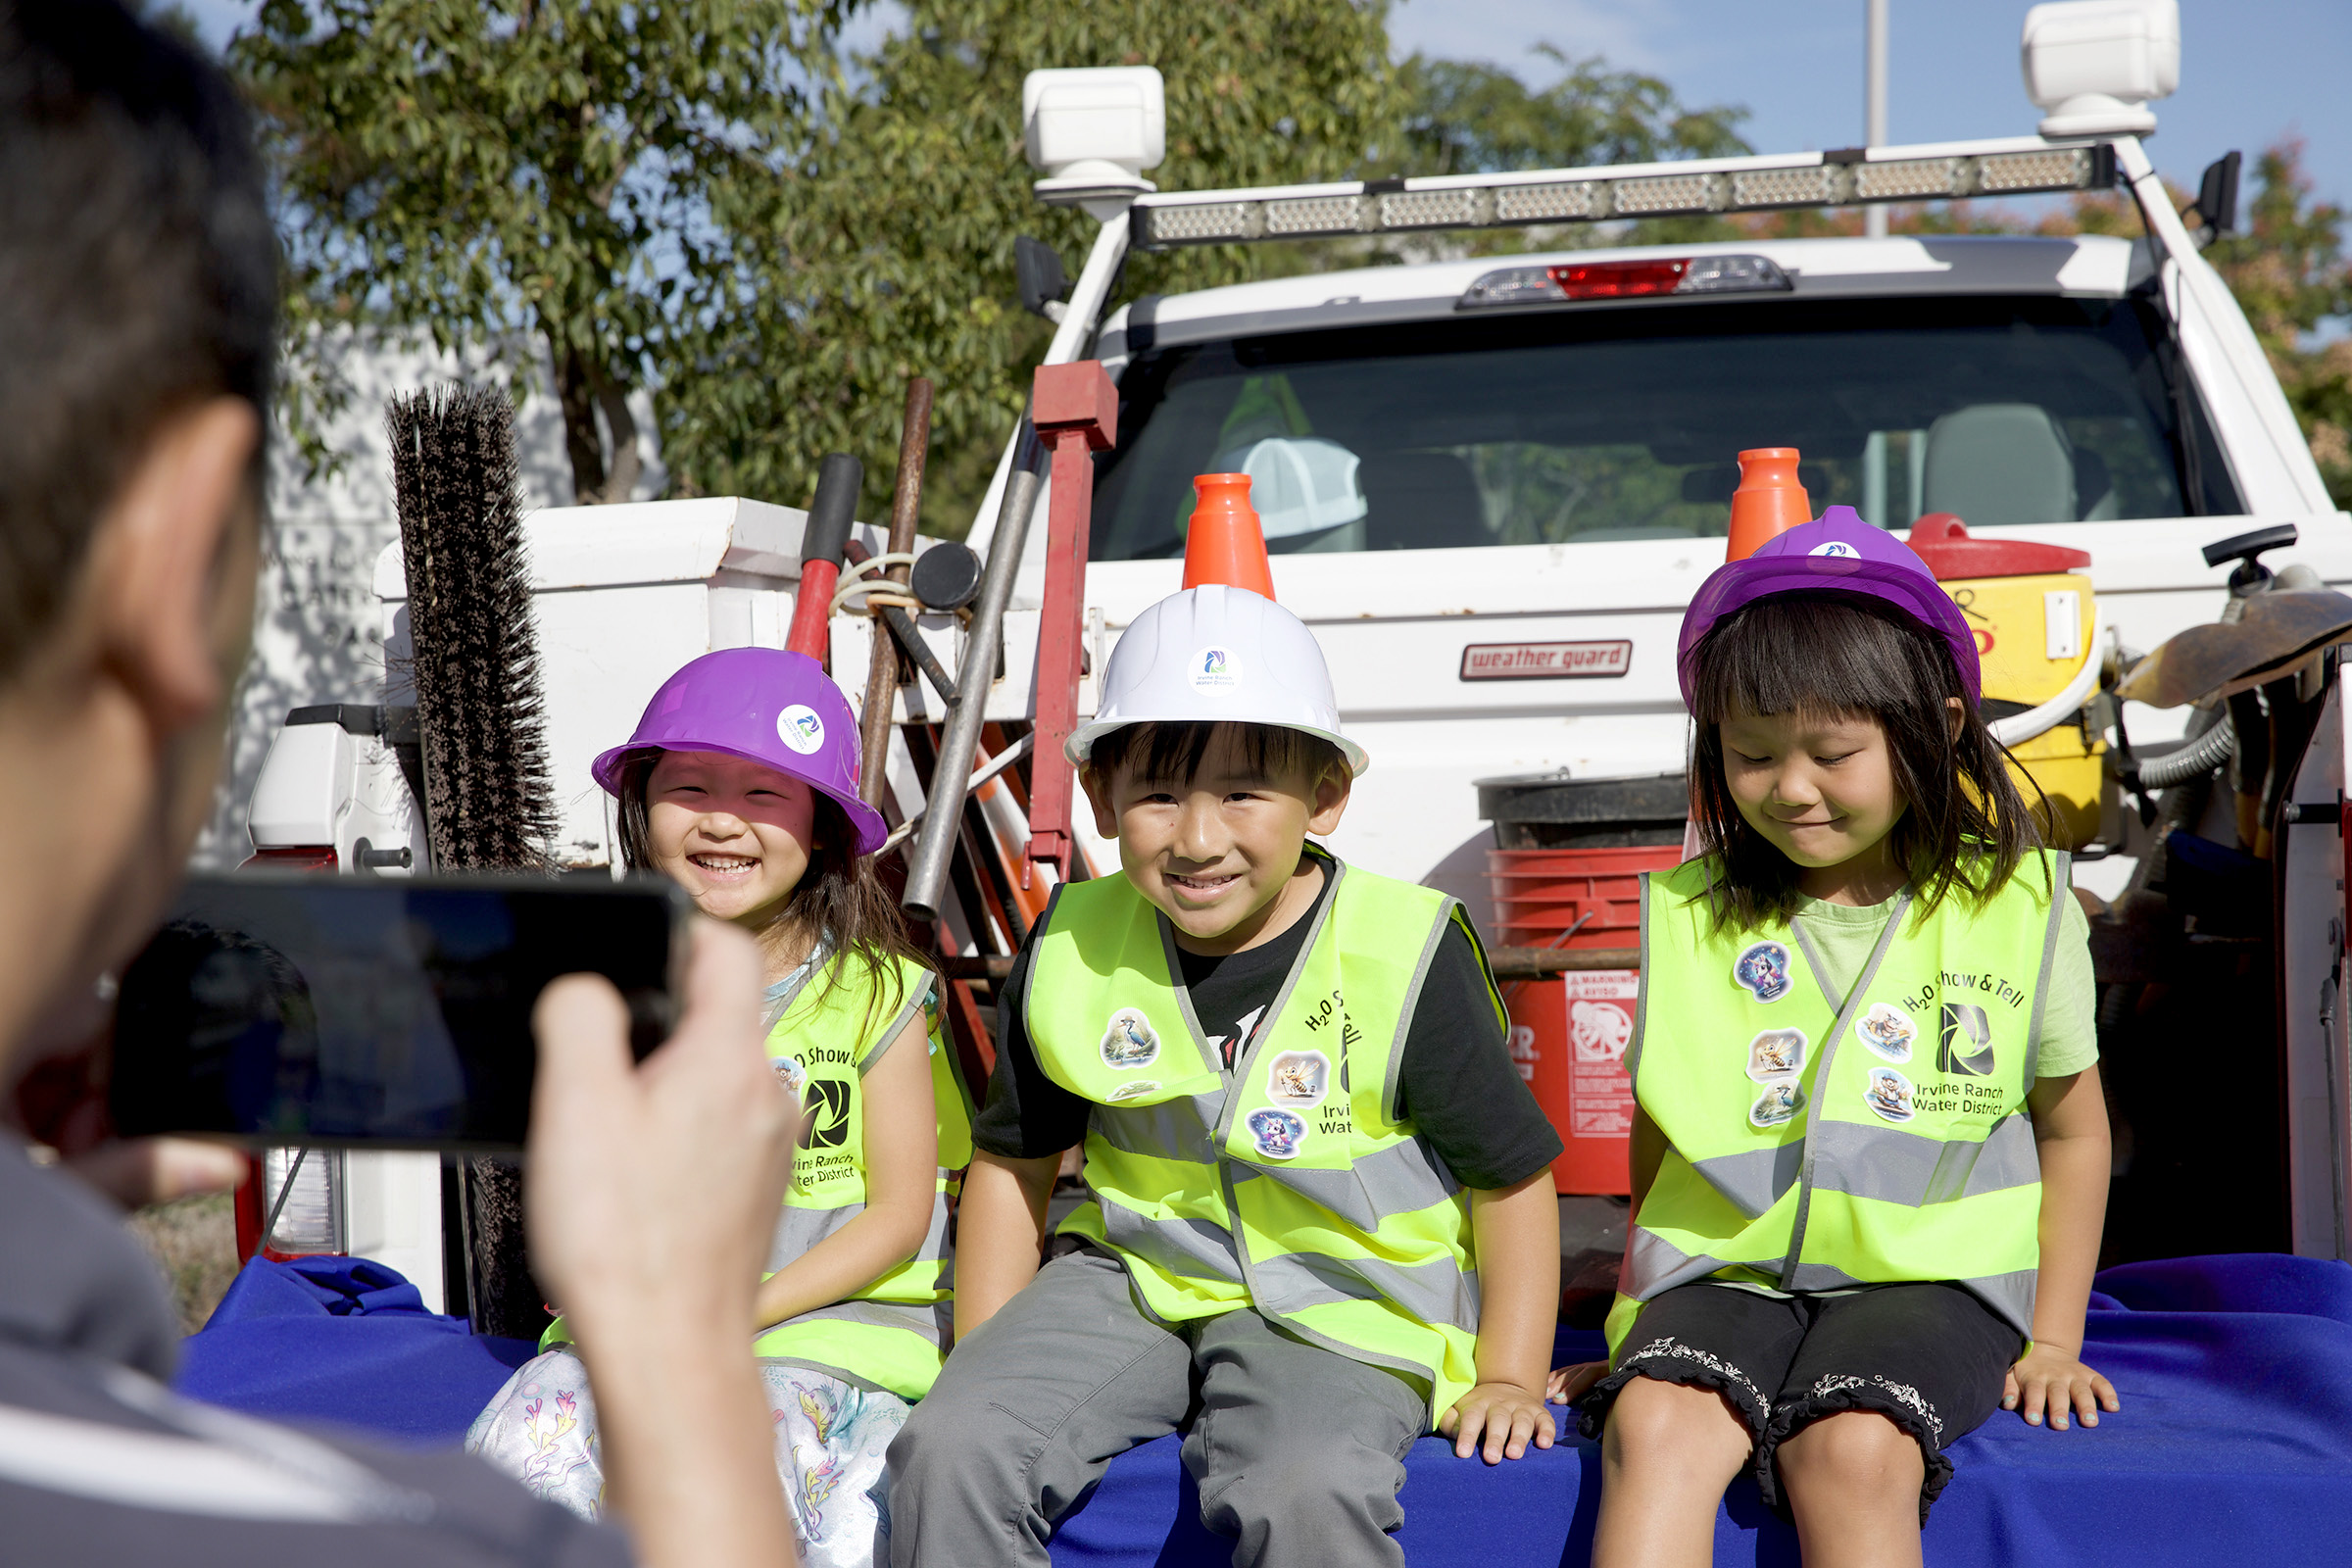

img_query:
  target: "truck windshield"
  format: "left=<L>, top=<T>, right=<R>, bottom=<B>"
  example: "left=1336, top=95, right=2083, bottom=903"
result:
left=1090, top=294, right=2234, bottom=560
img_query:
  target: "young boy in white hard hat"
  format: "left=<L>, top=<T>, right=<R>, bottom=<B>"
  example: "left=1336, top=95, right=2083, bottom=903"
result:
left=888, top=582, right=1566, bottom=1568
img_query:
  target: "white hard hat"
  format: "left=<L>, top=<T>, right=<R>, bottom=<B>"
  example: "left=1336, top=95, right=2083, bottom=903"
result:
left=1067, top=584, right=1368, bottom=775
left=1211, top=437, right=1365, bottom=541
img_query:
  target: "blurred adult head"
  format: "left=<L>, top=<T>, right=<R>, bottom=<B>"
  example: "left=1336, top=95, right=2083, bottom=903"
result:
left=0, top=0, right=273, bottom=1082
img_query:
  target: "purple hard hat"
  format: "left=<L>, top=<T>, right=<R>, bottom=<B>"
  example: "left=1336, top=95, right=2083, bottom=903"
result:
left=1677, top=507, right=1981, bottom=708
left=592, top=648, right=888, bottom=856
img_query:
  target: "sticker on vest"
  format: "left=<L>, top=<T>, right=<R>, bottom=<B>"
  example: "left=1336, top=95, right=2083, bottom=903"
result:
left=1264, top=1050, right=1331, bottom=1107
left=1937, top=1002, right=1996, bottom=1077
left=1744, top=1028, right=1807, bottom=1082
left=1732, top=941, right=1793, bottom=1003
left=1749, top=1081, right=1803, bottom=1129
left=1865, top=1066, right=1916, bottom=1123
left=801, top=1078, right=854, bottom=1148
left=1246, top=1107, right=1306, bottom=1160
left=1106, top=1079, right=1160, bottom=1102
left=1100, top=1008, right=1160, bottom=1069
left=769, top=1054, right=808, bottom=1096
left=1857, top=1004, right=1916, bottom=1062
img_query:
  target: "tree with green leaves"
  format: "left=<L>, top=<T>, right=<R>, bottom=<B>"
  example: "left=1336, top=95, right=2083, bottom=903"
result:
left=664, top=0, right=1405, bottom=531
left=1398, top=46, right=1747, bottom=176
left=233, top=0, right=829, bottom=503
left=2209, top=141, right=2352, bottom=505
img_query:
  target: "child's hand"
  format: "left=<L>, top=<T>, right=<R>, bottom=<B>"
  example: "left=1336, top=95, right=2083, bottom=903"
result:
left=1546, top=1361, right=1609, bottom=1405
left=1439, top=1380, right=1557, bottom=1463
left=2004, top=1343, right=2119, bottom=1431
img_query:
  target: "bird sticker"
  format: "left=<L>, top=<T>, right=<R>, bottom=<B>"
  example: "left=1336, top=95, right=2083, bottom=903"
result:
left=1099, top=1007, right=1160, bottom=1069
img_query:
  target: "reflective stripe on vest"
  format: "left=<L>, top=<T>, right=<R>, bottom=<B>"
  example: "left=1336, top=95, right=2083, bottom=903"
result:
left=741, top=952, right=969, bottom=1400
left=1025, top=857, right=1500, bottom=1420
left=1606, top=854, right=2068, bottom=1356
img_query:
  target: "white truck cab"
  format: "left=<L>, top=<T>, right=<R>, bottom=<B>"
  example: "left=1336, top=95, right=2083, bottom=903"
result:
left=1028, top=220, right=2346, bottom=920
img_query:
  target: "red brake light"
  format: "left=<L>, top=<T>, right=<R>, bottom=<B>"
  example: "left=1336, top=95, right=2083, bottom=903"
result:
left=242, top=846, right=338, bottom=872
left=1547, top=259, right=1690, bottom=300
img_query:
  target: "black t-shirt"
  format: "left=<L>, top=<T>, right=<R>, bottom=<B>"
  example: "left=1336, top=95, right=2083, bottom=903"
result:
left=973, top=860, right=1562, bottom=1192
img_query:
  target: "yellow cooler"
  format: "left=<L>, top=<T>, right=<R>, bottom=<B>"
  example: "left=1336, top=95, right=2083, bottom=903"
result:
left=1908, top=514, right=2109, bottom=848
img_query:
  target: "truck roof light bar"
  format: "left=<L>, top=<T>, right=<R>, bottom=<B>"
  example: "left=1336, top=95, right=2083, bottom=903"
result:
left=1130, top=139, right=2118, bottom=250
left=1459, top=254, right=1793, bottom=309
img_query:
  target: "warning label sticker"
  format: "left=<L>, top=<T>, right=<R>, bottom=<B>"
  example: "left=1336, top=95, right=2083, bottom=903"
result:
left=1562, top=970, right=1639, bottom=1137
left=1458, top=640, right=1633, bottom=681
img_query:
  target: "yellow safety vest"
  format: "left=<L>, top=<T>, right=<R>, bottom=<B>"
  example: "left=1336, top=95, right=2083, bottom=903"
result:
left=1025, top=855, right=1502, bottom=1420
left=547, top=950, right=974, bottom=1402
left=1609, top=854, right=2069, bottom=1356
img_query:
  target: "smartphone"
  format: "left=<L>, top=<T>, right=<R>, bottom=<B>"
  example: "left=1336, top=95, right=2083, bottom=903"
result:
left=110, top=871, right=691, bottom=1151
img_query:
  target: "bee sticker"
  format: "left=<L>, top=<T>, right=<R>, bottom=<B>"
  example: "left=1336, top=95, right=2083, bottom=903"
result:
left=1264, top=1050, right=1331, bottom=1108
left=1106, top=1080, right=1160, bottom=1103
left=1858, top=1004, right=1916, bottom=1063
left=1100, top=1008, right=1159, bottom=1070
left=1732, top=941, right=1793, bottom=1004
left=1246, top=1107, right=1306, bottom=1160
left=1749, top=1082, right=1803, bottom=1129
left=1745, top=1028, right=1807, bottom=1082
left=1865, top=1066, right=1916, bottom=1123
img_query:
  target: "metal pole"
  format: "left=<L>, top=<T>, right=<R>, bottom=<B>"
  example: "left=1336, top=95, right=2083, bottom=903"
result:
left=902, top=436, right=1041, bottom=920
left=1865, top=0, right=1889, bottom=239
left=901, top=212, right=1133, bottom=921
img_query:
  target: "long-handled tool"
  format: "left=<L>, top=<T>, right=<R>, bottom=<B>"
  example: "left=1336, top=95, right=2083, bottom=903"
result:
left=858, top=383, right=935, bottom=807
left=787, top=453, right=863, bottom=662
left=385, top=382, right=555, bottom=1343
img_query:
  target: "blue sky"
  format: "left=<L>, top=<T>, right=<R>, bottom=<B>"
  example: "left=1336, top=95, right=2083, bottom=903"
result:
left=1390, top=0, right=2351, bottom=213
left=183, top=0, right=2347, bottom=216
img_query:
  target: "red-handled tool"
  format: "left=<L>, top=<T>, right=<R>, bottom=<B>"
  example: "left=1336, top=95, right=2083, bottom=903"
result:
left=786, top=452, right=864, bottom=662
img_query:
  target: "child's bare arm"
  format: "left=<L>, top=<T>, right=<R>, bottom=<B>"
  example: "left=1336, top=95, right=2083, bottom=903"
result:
left=1442, top=1169, right=1562, bottom=1463
left=754, top=1009, right=940, bottom=1332
left=2010, top=1065, right=2119, bottom=1431
left=952, top=1147, right=1061, bottom=1341
left=1548, top=1106, right=1661, bottom=1397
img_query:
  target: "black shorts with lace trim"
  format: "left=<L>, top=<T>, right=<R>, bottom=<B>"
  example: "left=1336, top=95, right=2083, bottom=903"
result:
left=1575, top=1280, right=2024, bottom=1522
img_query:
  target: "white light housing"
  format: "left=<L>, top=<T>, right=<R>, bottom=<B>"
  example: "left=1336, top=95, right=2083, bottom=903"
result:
left=1023, top=67, right=1164, bottom=212
left=2022, top=0, right=2179, bottom=139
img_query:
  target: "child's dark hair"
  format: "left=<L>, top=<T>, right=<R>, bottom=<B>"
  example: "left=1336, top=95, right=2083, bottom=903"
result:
left=1083, top=720, right=1346, bottom=789
left=1688, top=591, right=2045, bottom=931
left=612, top=752, right=930, bottom=1021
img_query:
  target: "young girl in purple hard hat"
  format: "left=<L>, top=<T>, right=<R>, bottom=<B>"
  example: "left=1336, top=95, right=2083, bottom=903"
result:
left=1548, top=511, right=2116, bottom=1562
left=467, top=648, right=974, bottom=1568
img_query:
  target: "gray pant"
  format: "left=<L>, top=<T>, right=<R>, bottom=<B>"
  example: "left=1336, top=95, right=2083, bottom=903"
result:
left=887, top=1249, right=1427, bottom=1568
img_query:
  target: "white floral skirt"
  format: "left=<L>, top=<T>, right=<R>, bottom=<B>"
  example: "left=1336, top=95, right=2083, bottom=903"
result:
left=466, top=1348, right=909, bottom=1568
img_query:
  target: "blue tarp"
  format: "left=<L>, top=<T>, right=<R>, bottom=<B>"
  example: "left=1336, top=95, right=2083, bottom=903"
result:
left=178, top=1252, right=2352, bottom=1564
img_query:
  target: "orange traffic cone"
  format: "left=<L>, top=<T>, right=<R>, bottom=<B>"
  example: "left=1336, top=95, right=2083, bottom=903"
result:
left=1181, top=472, right=1277, bottom=600
left=1725, top=448, right=1812, bottom=562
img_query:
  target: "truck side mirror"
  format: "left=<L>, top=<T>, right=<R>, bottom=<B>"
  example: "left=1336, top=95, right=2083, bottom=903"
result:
left=2186, top=150, right=2241, bottom=243
left=1016, top=235, right=1070, bottom=322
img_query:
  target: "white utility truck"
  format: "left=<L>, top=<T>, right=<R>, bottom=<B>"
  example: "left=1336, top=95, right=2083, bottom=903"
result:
left=237, top=0, right=2352, bottom=1300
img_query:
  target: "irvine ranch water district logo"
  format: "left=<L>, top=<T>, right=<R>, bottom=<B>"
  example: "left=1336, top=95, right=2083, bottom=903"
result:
left=1458, top=640, right=1633, bottom=681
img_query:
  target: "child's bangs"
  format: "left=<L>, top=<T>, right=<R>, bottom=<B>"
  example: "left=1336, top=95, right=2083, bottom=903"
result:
left=1089, top=720, right=1341, bottom=789
left=1690, top=592, right=1952, bottom=727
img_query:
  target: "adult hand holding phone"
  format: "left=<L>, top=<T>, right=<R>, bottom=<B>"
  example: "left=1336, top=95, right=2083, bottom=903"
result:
left=526, top=917, right=802, bottom=1568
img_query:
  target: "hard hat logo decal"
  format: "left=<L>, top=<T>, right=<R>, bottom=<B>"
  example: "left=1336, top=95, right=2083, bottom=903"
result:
left=777, top=704, right=825, bottom=755
left=1809, top=540, right=1861, bottom=559
left=1189, top=646, right=1242, bottom=694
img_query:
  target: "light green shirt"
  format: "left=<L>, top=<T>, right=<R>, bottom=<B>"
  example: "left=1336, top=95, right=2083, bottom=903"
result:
left=1788, top=885, right=2098, bottom=1080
